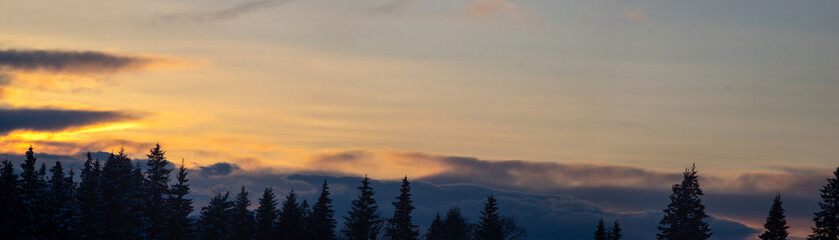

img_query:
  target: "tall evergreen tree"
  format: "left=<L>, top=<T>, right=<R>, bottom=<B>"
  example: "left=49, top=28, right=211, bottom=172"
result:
left=657, top=164, right=712, bottom=240
left=761, top=193, right=789, bottom=240
left=310, top=180, right=337, bottom=240
left=145, top=143, right=172, bottom=239
left=301, top=199, right=312, bottom=236
left=47, top=161, right=74, bottom=238
left=475, top=195, right=504, bottom=240
left=56, top=168, right=77, bottom=239
left=128, top=161, right=150, bottom=239
left=441, top=206, right=472, bottom=240
left=101, top=150, right=136, bottom=239
left=809, top=167, right=839, bottom=240
left=166, top=159, right=196, bottom=240
left=424, top=213, right=444, bottom=240
left=343, top=175, right=383, bottom=240
left=593, top=219, right=608, bottom=240
left=0, top=158, right=21, bottom=239
left=199, top=191, right=234, bottom=240
left=75, top=153, right=106, bottom=239
left=276, top=189, right=306, bottom=240
left=385, top=176, right=420, bottom=240
left=254, top=187, right=279, bottom=240
left=19, top=146, right=50, bottom=239
left=231, top=185, right=256, bottom=240
left=608, top=221, right=622, bottom=240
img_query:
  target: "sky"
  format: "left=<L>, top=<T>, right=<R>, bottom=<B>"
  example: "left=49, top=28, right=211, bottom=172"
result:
left=0, top=0, right=837, bottom=239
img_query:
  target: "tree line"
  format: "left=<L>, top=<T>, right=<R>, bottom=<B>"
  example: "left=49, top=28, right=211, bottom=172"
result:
left=0, top=145, right=525, bottom=240
left=3, top=144, right=839, bottom=240
left=636, top=164, right=839, bottom=240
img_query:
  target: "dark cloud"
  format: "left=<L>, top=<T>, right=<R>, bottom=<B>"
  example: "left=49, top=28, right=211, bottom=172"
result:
left=181, top=171, right=758, bottom=240
left=0, top=49, right=154, bottom=74
left=156, top=0, right=292, bottom=24
left=0, top=108, right=136, bottom=135
left=198, top=162, right=241, bottom=177
left=305, top=150, right=830, bottom=238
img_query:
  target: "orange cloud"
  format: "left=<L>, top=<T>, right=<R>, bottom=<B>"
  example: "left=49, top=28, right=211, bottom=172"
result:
left=465, top=0, right=535, bottom=23
left=625, top=11, right=648, bottom=23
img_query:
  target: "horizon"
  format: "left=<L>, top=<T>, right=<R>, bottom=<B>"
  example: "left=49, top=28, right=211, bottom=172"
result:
left=1, top=0, right=837, bottom=239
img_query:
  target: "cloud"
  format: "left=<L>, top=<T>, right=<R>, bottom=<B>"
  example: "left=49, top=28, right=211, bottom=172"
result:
left=179, top=171, right=758, bottom=240
left=156, top=0, right=293, bottom=24
left=372, top=0, right=416, bottom=14
left=0, top=108, right=136, bottom=135
left=465, top=0, right=535, bottom=23
left=298, top=149, right=832, bottom=238
left=0, top=49, right=156, bottom=75
left=198, top=162, right=242, bottom=177
left=625, top=11, right=649, bottom=23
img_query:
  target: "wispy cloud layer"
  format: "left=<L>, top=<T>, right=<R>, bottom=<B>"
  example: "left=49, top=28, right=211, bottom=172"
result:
left=0, top=49, right=155, bottom=74
left=0, top=108, right=136, bottom=135
left=156, top=0, right=293, bottom=24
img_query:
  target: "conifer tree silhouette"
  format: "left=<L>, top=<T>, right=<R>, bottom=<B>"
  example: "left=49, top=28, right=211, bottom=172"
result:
left=442, top=206, right=472, bottom=240
left=75, top=153, right=106, bottom=239
left=594, top=219, right=608, bottom=240
left=277, top=189, right=306, bottom=240
left=255, top=187, right=279, bottom=240
left=475, top=195, right=503, bottom=240
left=657, top=164, right=711, bottom=240
left=0, top=158, right=21, bottom=239
left=608, top=221, right=622, bottom=240
left=47, top=161, right=74, bottom=238
left=809, top=167, right=839, bottom=240
left=310, top=180, right=338, bottom=240
left=167, top=159, right=196, bottom=240
left=760, top=193, right=789, bottom=240
left=199, top=191, right=234, bottom=240
left=145, top=143, right=172, bottom=239
left=343, top=175, right=383, bottom=240
left=231, top=185, right=256, bottom=240
left=385, top=176, right=420, bottom=240
left=19, top=146, right=49, bottom=239
left=425, top=213, right=444, bottom=240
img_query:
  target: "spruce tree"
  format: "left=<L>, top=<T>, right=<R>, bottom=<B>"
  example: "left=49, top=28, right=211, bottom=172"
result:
left=809, top=167, right=839, bottom=240
left=657, top=164, right=712, bottom=240
left=276, top=189, right=306, bottom=240
left=19, top=146, right=49, bottom=239
left=128, top=161, right=150, bottom=239
left=145, top=143, right=172, bottom=239
left=608, top=221, right=622, bottom=240
left=0, top=159, right=21, bottom=239
left=166, top=159, right=196, bottom=240
left=101, top=150, right=136, bottom=239
left=301, top=199, right=312, bottom=235
left=199, top=191, right=234, bottom=240
left=75, top=153, right=106, bottom=239
left=441, top=206, right=471, bottom=240
left=231, top=185, right=256, bottom=240
left=56, top=168, right=77, bottom=239
left=424, top=213, right=444, bottom=240
left=385, top=176, right=420, bottom=240
left=254, top=187, right=279, bottom=240
left=475, top=195, right=503, bottom=240
left=310, top=180, right=337, bottom=240
left=593, top=219, right=608, bottom=240
left=343, top=175, right=383, bottom=240
left=761, top=193, right=789, bottom=240
left=47, top=161, right=74, bottom=238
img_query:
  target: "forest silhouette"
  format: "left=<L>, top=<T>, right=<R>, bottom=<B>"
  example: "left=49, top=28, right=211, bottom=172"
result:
left=2, top=144, right=839, bottom=240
